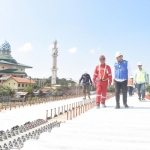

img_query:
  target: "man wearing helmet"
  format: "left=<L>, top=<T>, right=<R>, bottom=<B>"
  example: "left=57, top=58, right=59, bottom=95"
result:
left=93, top=55, right=112, bottom=108
left=79, top=70, right=92, bottom=99
left=114, top=52, right=132, bottom=109
left=134, top=62, right=148, bottom=101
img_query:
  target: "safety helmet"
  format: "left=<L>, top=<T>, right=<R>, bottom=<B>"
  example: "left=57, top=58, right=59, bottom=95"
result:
left=137, top=62, right=142, bottom=65
left=115, top=52, right=123, bottom=58
left=83, top=70, right=87, bottom=74
left=130, top=76, right=133, bottom=78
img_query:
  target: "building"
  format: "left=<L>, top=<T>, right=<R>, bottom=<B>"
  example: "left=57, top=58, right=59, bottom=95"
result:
left=33, top=78, right=46, bottom=88
left=51, top=40, right=58, bottom=85
left=0, top=40, right=32, bottom=79
left=2, top=77, right=35, bottom=91
left=147, top=74, right=149, bottom=84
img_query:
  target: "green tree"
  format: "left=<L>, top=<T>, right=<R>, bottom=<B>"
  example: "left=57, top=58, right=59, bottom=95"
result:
left=146, top=85, right=150, bottom=94
left=24, top=85, right=34, bottom=93
left=32, top=84, right=40, bottom=90
left=4, top=86, right=15, bottom=97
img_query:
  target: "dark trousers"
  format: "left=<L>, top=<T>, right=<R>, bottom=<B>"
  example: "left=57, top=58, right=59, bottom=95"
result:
left=137, top=83, right=146, bottom=99
left=83, top=84, right=90, bottom=96
left=128, top=86, right=133, bottom=96
left=115, top=80, right=128, bottom=106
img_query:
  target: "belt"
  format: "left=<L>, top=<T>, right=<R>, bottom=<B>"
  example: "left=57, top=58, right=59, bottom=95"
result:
left=99, top=78, right=108, bottom=82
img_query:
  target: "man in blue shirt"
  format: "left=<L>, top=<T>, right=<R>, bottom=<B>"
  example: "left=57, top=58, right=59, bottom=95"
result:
left=79, top=70, right=92, bottom=99
left=114, top=52, right=132, bottom=109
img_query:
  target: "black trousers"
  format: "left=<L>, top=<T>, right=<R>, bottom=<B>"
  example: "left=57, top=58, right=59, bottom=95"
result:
left=115, top=80, right=128, bottom=106
left=128, top=86, right=133, bottom=96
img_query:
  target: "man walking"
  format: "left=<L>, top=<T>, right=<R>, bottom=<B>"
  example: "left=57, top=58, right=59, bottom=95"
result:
left=134, top=62, right=148, bottom=101
left=79, top=70, right=92, bottom=99
left=128, top=76, right=134, bottom=96
left=93, top=55, right=112, bottom=108
left=114, top=52, right=132, bottom=109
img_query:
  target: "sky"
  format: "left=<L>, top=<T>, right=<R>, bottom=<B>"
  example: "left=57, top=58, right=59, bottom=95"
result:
left=0, top=0, right=150, bottom=81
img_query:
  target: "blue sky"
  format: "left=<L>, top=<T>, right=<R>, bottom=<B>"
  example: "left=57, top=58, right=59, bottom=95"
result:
left=0, top=0, right=150, bottom=81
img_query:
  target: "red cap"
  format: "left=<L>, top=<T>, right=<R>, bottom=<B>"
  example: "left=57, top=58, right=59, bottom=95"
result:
left=99, top=55, right=105, bottom=59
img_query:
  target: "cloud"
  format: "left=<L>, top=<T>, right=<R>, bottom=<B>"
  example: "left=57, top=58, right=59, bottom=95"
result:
left=69, top=47, right=77, bottom=54
left=89, top=49, right=96, bottom=54
left=18, top=43, right=33, bottom=53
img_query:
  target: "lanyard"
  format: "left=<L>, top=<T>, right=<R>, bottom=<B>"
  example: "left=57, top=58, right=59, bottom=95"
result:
left=99, top=64, right=108, bottom=81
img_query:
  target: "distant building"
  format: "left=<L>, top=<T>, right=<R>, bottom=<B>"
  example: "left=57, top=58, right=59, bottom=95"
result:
left=2, top=77, right=35, bottom=91
left=51, top=40, right=58, bottom=85
left=0, top=40, right=32, bottom=79
left=147, top=74, right=149, bottom=84
left=33, top=78, right=46, bottom=88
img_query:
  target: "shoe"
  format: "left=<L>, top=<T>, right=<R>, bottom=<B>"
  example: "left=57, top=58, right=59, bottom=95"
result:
left=83, top=97, right=86, bottom=100
left=138, top=98, right=141, bottom=101
left=102, top=103, right=106, bottom=108
left=115, top=105, right=120, bottom=109
left=124, top=104, right=129, bottom=108
left=96, top=104, right=100, bottom=109
left=142, top=98, right=146, bottom=101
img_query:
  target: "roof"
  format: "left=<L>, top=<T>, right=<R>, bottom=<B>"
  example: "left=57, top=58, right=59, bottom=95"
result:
left=0, top=41, right=11, bottom=51
left=0, top=69, right=26, bottom=74
left=40, top=87, right=54, bottom=93
left=0, top=60, right=32, bottom=68
left=12, top=77, right=36, bottom=84
left=0, top=75, right=11, bottom=80
left=44, top=87, right=54, bottom=89
left=16, top=92, right=28, bottom=95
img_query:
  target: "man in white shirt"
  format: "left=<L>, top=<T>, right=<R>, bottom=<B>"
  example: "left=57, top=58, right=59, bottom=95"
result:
left=114, top=52, right=132, bottom=109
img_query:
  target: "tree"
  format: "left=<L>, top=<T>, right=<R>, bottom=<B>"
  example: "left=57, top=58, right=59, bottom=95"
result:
left=56, top=86, right=61, bottom=91
left=4, top=86, right=15, bottom=97
left=146, top=85, right=150, bottom=94
left=24, top=85, right=34, bottom=93
left=0, top=86, right=15, bottom=97
left=44, top=77, right=51, bottom=86
left=32, top=84, right=40, bottom=90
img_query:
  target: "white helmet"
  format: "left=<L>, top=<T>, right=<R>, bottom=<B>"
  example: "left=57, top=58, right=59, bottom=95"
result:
left=83, top=70, right=87, bottom=74
left=115, top=52, right=123, bottom=58
left=130, top=76, right=133, bottom=78
left=137, top=62, right=142, bottom=65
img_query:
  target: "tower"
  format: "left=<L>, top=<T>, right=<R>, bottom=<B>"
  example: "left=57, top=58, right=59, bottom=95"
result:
left=51, top=40, right=58, bottom=85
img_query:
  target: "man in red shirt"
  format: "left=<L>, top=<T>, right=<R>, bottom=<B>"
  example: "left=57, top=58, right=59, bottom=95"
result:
left=93, top=55, right=112, bottom=109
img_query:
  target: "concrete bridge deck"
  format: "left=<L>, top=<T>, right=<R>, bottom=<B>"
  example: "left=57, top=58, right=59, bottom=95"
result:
left=20, top=95, right=150, bottom=150
left=0, top=96, right=94, bottom=131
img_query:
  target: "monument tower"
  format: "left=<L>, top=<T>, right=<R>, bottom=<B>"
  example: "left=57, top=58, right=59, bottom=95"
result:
left=51, top=40, right=58, bottom=85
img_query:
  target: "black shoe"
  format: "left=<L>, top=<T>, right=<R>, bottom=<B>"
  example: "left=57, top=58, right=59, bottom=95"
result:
left=96, top=104, right=100, bottom=109
left=138, top=98, right=141, bottom=101
left=124, top=104, right=129, bottom=108
left=115, top=105, right=120, bottom=109
left=102, top=103, right=106, bottom=108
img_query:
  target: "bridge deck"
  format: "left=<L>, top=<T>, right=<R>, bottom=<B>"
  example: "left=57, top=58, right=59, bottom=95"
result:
left=21, top=95, right=150, bottom=150
left=0, top=96, right=94, bottom=131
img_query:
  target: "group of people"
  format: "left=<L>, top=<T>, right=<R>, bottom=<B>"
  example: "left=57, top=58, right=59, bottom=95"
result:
left=79, top=52, right=148, bottom=109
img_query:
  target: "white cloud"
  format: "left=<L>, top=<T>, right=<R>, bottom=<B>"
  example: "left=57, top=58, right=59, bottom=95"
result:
left=89, top=49, right=96, bottom=54
left=69, top=47, right=77, bottom=54
left=18, top=43, right=33, bottom=53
